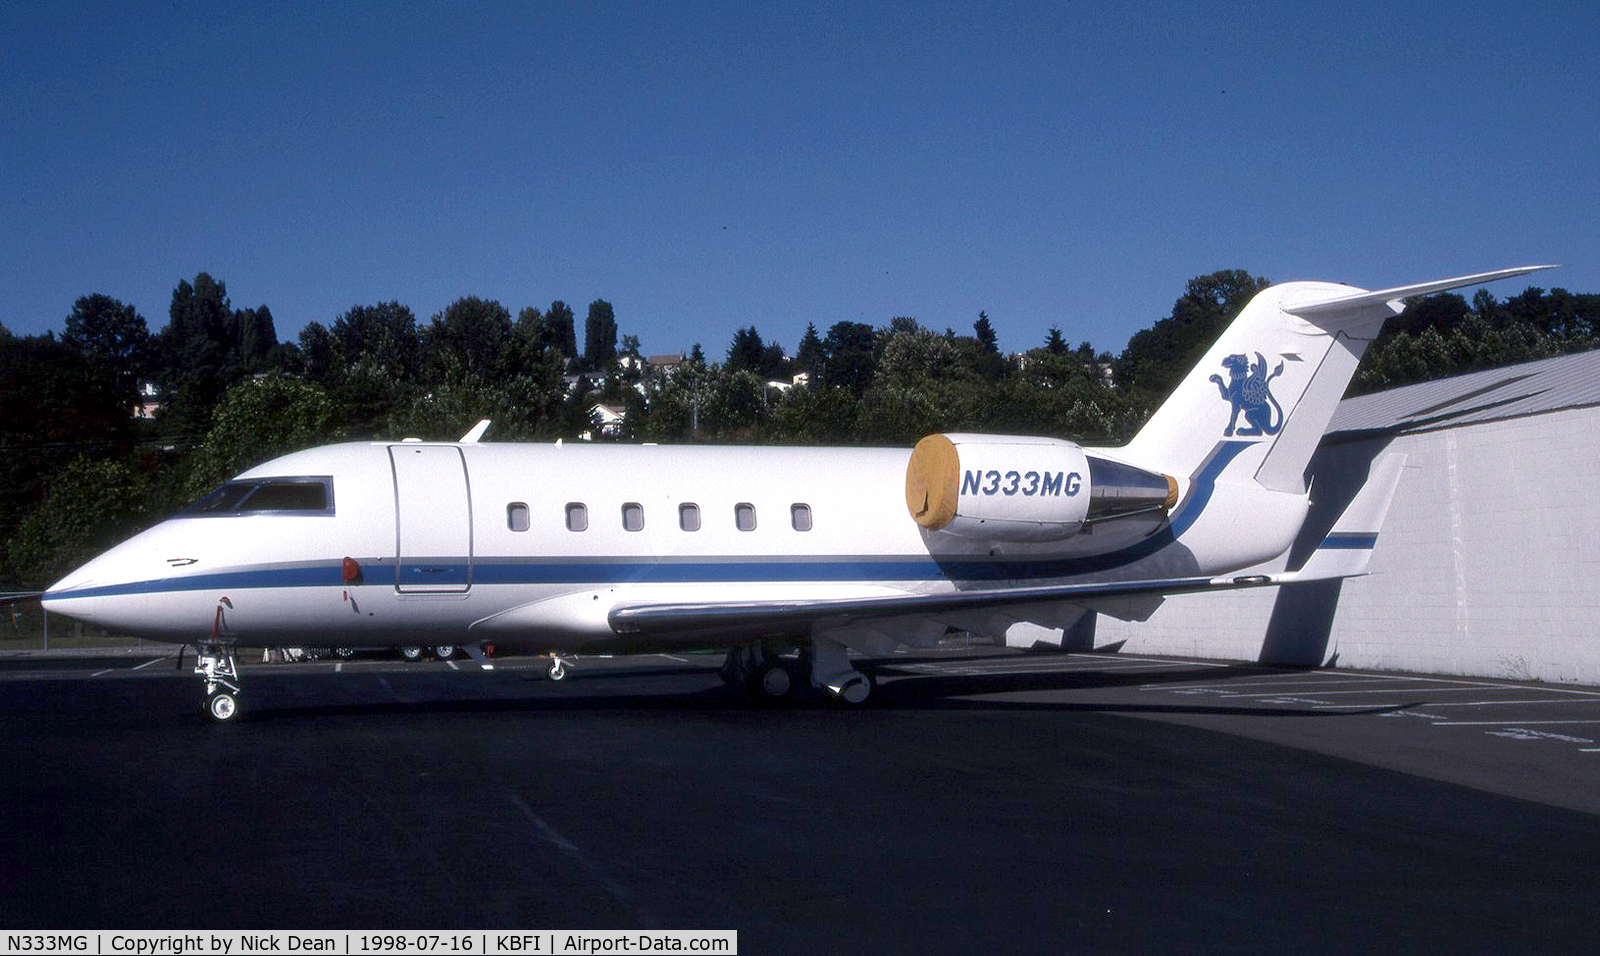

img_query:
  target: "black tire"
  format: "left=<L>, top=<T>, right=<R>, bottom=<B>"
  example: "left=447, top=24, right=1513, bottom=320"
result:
left=205, top=692, right=239, bottom=722
left=747, top=662, right=795, bottom=702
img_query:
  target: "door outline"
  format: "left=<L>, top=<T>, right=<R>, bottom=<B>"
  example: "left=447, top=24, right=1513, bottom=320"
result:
left=389, top=445, right=473, bottom=592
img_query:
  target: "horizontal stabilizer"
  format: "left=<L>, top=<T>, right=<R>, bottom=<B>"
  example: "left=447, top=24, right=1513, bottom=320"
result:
left=1284, top=266, right=1558, bottom=318
left=0, top=591, right=44, bottom=607
left=1285, top=453, right=1407, bottom=582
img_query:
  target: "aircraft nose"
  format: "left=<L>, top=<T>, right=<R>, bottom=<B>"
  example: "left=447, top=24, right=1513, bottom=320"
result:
left=42, top=568, right=104, bottom=622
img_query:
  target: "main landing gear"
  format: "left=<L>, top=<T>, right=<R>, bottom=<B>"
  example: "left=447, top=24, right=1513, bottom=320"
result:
left=196, top=643, right=241, bottom=723
left=720, top=639, right=874, bottom=705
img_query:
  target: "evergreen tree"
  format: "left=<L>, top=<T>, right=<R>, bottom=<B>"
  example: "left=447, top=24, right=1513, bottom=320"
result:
left=62, top=294, right=153, bottom=416
left=157, top=273, right=237, bottom=435
left=795, top=323, right=824, bottom=379
left=583, top=299, right=618, bottom=369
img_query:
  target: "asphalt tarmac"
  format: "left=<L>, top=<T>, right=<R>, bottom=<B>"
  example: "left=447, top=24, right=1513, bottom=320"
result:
left=3, top=647, right=1599, bottom=954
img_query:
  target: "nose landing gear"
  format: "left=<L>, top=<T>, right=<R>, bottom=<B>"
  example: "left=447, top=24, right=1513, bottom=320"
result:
left=196, top=643, right=241, bottom=722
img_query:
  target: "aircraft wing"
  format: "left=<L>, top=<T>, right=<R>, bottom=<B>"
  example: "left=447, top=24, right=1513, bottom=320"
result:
left=0, top=591, right=44, bottom=607
left=607, top=573, right=1262, bottom=640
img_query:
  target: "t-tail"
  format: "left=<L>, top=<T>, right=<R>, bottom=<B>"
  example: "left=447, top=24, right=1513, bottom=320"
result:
left=1116, top=265, right=1557, bottom=493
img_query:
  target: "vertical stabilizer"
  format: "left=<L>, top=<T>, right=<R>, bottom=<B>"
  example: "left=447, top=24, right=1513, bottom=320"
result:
left=1117, top=266, right=1555, bottom=494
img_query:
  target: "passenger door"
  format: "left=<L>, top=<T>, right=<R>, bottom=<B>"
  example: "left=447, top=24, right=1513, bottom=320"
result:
left=389, top=445, right=472, bottom=592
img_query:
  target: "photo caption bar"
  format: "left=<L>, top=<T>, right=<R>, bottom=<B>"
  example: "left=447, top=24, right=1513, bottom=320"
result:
left=3, top=932, right=737, bottom=955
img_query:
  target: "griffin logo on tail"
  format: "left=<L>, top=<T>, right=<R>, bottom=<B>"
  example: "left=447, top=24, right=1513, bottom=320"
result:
left=1210, top=352, right=1284, bottom=437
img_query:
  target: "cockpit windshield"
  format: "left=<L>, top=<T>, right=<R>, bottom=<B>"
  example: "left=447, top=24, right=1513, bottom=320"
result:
left=182, top=477, right=334, bottom=516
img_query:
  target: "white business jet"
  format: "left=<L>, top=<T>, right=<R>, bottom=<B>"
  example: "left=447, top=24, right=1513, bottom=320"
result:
left=40, top=266, right=1553, bottom=721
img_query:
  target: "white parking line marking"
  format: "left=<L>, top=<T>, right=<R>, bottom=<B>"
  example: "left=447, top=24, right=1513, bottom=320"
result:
left=130, top=657, right=167, bottom=671
left=1314, top=703, right=1418, bottom=710
left=90, top=669, right=113, bottom=678
left=1435, top=719, right=1600, bottom=727
left=1420, top=698, right=1600, bottom=708
left=1153, top=677, right=1422, bottom=691
left=1223, top=686, right=1517, bottom=699
left=446, top=660, right=459, bottom=671
left=1075, top=654, right=1229, bottom=667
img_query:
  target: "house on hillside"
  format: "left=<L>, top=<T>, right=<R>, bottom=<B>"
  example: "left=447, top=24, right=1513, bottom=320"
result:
left=581, top=402, right=628, bottom=440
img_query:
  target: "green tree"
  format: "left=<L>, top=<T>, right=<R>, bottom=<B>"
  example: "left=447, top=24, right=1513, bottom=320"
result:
left=856, top=322, right=986, bottom=442
left=546, top=301, right=578, bottom=359
left=62, top=294, right=154, bottom=416
left=583, top=299, right=618, bottom=370
left=767, top=384, right=860, bottom=443
left=0, top=332, right=134, bottom=578
left=795, top=323, right=824, bottom=379
left=424, top=297, right=513, bottom=383
left=334, top=302, right=423, bottom=434
left=1114, top=269, right=1271, bottom=400
left=234, top=304, right=279, bottom=373
left=699, top=368, right=767, bottom=438
left=726, top=326, right=765, bottom=373
left=974, top=311, right=998, bottom=352
left=182, top=375, right=339, bottom=500
left=157, top=272, right=236, bottom=434
left=7, top=457, right=151, bottom=588
left=820, top=321, right=877, bottom=394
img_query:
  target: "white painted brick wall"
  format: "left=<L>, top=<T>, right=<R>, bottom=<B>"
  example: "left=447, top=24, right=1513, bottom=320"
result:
left=1098, top=405, right=1600, bottom=684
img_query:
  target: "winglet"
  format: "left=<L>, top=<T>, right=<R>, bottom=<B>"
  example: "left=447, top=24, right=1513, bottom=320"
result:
left=459, top=419, right=492, bottom=444
left=1284, top=453, right=1407, bottom=582
left=1283, top=265, right=1558, bottom=318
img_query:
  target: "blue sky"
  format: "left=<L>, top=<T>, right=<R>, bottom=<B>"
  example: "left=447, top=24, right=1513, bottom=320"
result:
left=4, top=0, right=1595, bottom=359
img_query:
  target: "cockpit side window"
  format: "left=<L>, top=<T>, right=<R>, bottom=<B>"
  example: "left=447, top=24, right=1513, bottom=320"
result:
left=190, top=482, right=257, bottom=514
left=182, top=477, right=335, bottom=516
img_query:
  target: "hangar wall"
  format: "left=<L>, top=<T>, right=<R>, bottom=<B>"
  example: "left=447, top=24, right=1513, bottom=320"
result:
left=1092, top=361, right=1600, bottom=684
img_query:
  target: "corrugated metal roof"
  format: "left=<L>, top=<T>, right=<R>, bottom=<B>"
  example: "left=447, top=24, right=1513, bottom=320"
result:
left=1327, top=347, right=1600, bottom=438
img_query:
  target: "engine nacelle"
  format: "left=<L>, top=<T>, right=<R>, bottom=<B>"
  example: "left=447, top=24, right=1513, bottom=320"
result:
left=905, top=433, right=1177, bottom=542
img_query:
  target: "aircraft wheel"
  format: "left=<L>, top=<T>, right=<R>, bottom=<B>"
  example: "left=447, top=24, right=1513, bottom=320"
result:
left=548, top=659, right=566, bottom=681
left=333, top=647, right=355, bottom=659
left=205, top=692, right=239, bottom=723
left=399, top=646, right=423, bottom=661
left=832, top=671, right=874, bottom=706
left=432, top=645, right=456, bottom=660
left=748, top=662, right=794, bottom=701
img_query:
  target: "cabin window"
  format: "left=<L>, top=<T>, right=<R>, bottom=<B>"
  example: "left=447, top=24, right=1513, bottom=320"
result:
left=791, top=503, right=813, bottom=532
left=182, top=477, right=334, bottom=516
left=565, top=502, right=588, bottom=532
left=679, top=503, right=701, bottom=532
left=734, top=502, right=756, bottom=532
left=507, top=502, right=530, bottom=532
left=622, top=502, right=644, bottom=532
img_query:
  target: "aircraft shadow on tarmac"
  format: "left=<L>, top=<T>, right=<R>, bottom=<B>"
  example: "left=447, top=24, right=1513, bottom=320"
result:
left=241, top=651, right=1414, bottom=722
